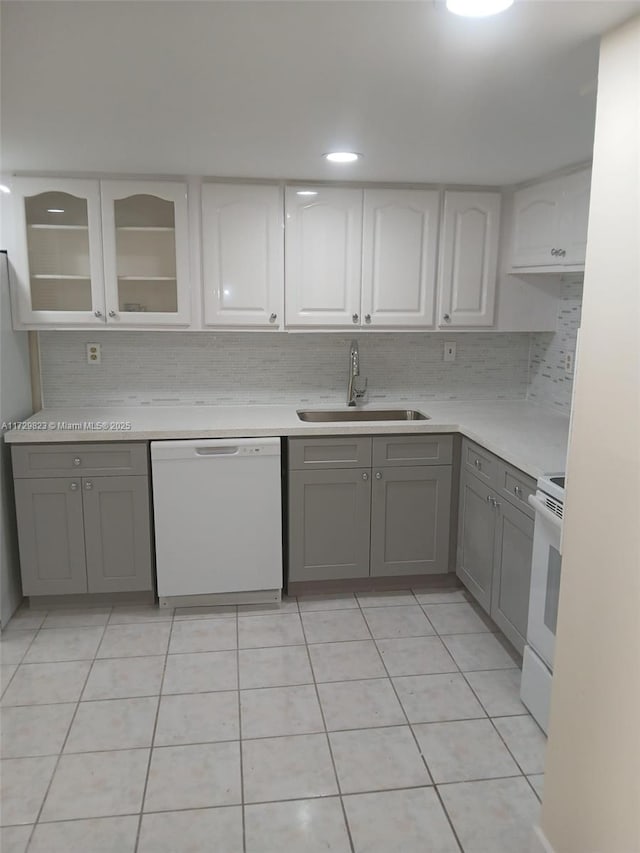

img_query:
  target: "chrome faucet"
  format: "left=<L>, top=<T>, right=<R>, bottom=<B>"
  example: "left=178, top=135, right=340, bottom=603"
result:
left=347, top=340, right=367, bottom=407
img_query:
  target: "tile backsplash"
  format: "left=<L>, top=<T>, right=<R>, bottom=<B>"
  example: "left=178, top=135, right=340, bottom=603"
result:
left=39, top=331, right=532, bottom=408
left=527, top=280, right=583, bottom=413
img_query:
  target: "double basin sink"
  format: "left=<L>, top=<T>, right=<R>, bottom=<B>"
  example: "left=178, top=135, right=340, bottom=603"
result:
left=297, top=409, right=429, bottom=423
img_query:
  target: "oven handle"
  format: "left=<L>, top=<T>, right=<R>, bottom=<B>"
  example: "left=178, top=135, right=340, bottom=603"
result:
left=528, top=494, right=563, bottom=532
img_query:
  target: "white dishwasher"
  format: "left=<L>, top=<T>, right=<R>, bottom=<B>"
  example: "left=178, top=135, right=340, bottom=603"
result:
left=151, top=438, right=282, bottom=607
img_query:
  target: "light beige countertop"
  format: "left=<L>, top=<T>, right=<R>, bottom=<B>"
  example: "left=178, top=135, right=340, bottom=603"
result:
left=3, top=400, right=570, bottom=480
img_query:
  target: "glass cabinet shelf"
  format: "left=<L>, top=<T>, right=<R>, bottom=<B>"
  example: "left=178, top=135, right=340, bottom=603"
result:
left=31, top=274, right=90, bottom=279
left=115, top=226, right=175, bottom=232
left=28, top=224, right=89, bottom=231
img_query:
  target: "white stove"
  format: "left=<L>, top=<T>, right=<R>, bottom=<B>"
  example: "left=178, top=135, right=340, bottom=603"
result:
left=520, top=472, right=566, bottom=733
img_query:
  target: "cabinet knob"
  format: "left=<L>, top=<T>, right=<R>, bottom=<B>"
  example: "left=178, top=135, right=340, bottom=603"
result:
left=85, top=481, right=93, bottom=490
left=108, top=310, right=117, bottom=318
left=514, top=485, right=522, bottom=497
left=352, top=313, right=359, bottom=324
left=474, top=458, right=481, bottom=469
left=494, top=499, right=501, bottom=509
left=486, top=494, right=493, bottom=504
left=365, top=314, right=372, bottom=324
left=551, top=248, right=558, bottom=257
left=70, top=482, right=78, bottom=491
left=94, top=310, right=103, bottom=318
left=375, top=471, right=382, bottom=480
left=443, top=313, right=451, bottom=322
left=362, top=472, right=369, bottom=481
left=269, top=313, right=277, bottom=323
left=558, top=249, right=566, bottom=257
left=73, top=457, right=81, bottom=466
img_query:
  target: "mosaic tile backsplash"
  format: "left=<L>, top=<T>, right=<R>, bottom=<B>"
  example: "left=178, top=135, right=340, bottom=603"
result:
left=39, top=331, right=533, bottom=408
left=38, top=283, right=581, bottom=412
left=527, top=280, right=583, bottom=413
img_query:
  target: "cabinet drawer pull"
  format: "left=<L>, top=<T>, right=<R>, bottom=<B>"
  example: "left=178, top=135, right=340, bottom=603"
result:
left=375, top=471, right=382, bottom=480
left=70, top=482, right=78, bottom=491
left=73, top=457, right=81, bottom=466
left=361, top=472, right=368, bottom=481
left=85, top=481, right=93, bottom=490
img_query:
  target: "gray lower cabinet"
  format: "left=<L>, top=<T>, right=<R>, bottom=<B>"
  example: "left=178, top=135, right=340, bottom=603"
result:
left=370, top=466, right=451, bottom=577
left=456, top=438, right=534, bottom=654
left=288, top=435, right=453, bottom=584
left=288, top=468, right=371, bottom=582
left=13, top=443, right=153, bottom=597
left=491, top=498, right=534, bottom=651
left=82, top=476, right=153, bottom=593
left=457, top=472, right=495, bottom=611
left=14, top=478, right=88, bottom=595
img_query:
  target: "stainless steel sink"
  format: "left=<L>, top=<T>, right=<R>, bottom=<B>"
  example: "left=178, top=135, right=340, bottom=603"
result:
left=297, top=409, right=429, bottom=422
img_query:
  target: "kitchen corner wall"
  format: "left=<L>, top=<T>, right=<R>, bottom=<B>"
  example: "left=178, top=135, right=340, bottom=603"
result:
left=38, top=331, right=532, bottom=408
left=527, top=279, right=583, bottom=412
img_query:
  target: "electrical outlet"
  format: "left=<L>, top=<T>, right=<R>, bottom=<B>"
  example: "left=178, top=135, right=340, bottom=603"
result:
left=86, top=343, right=101, bottom=364
left=444, top=341, right=456, bottom=362
left=564, top=351, right=574, bottom=375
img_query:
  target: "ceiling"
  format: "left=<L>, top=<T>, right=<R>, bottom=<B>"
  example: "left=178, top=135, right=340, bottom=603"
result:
left=2, top=0, right=639, bottom=185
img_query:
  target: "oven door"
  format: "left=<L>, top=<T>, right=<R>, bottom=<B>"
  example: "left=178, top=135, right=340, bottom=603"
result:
left=527, top=491, right=563, bottom=669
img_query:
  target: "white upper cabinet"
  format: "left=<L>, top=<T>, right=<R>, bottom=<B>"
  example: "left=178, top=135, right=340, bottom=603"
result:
left=11, top=177, right=106, bottom=326
left=361, top=189, right=440, bottom=328
left=285, top=187, right=363, bottom=328
left=438, top=191, right=501, bottom=328
left=202, top=183, right=283, bottom=328
left=101, top=180, right=191, bottom=326
left=511, top=169, right=591, bottom=270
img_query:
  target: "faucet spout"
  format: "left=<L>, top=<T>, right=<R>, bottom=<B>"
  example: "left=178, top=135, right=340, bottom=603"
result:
left=347, top=340, right=367, bottom=407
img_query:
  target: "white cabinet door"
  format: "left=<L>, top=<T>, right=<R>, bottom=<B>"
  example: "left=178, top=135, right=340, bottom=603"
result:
left=285, top=187, right=362, bottom=328
left=101, top=180, right=191, bottom=326
left=10, top=177, right=106, bottom=326
left=560, top=169, right=591, bottom=266
left=202, top=183, right=283, bottom=328
left=511, top=178, right=564, bottom=268
left=438, top=191, right=501, bottom=328
left=361, top=189, right=439, bottom=328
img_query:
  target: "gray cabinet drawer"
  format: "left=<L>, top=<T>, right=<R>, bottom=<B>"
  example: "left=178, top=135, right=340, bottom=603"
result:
left=461, top=439, right=498, bottom=486
left=373, top=435, right=453, bottom=468
left=12, top=443, right=149, bottom=479
left=498, top=463, right=536, bottom=518
left=289, top=437, right=372, bottom=470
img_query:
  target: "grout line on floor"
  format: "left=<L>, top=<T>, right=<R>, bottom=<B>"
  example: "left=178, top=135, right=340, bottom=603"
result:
left=132, top=606, right=174, bottom=853
left=298, top=601, right=356, bottom=853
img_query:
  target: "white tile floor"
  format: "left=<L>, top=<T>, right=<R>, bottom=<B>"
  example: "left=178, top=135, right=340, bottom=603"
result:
left=0, top=589, right=546, bottom=853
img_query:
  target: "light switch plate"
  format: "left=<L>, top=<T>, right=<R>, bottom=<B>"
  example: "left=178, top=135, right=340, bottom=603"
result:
left=86, top=343, right=101, bottom=364
left=444, top=341, right=456, bottom=362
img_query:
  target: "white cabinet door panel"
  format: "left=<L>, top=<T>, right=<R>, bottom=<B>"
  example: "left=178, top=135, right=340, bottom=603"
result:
left=511, top=178, right=564, bottom=268
left=560, top=169, right=591, bottom=266
left=438, top=191, right=500, bottom=327
left=361, top=189, right=439, bottom=328
left=202, top=183, right=283, bottom=328
left=285, top=187, right=362, bottom=327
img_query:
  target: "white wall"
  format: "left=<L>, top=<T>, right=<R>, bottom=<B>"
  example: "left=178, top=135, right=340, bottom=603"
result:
left=539, top=15, right=640, bottom=853
left=0, top=253, right=32, bottom=626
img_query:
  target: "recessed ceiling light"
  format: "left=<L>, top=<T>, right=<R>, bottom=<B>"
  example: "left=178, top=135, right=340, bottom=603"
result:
left=446, top=0, right=514, bottom=17
left=324, top=152, right=361, bottom=164
left=0, top=184, right=11, bottom=194
left=47, top=208, right=65, bottom=213
left=296, top=190, right=318, bottom=197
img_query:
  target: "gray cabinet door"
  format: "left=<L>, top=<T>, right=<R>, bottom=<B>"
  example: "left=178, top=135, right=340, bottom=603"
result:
left=289, top=468, right=371, bottom=582
left=491, top=498, right=534, bottom=654
left=82, top=476, right=153, bottom=593
left=456, top=471, right=496, bottom=613
left=14, top=478, right=87, bottom=595
left=370, top=466, right=451, bottom=577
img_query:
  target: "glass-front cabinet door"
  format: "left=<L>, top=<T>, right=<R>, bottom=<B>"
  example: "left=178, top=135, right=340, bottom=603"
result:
left=12, top=178, right=105, bottom=325
left=100, top=181, right=191, bottom=326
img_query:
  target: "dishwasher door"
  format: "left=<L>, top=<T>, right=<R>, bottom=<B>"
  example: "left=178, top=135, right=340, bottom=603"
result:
left=151, top=438, right=282, bottom=603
